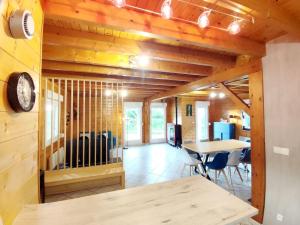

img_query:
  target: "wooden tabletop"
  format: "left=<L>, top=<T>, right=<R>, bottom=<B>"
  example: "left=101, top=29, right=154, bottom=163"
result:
left=182, top=139, right=250, bottom=154
left=13, top=176, right=257, bottom=225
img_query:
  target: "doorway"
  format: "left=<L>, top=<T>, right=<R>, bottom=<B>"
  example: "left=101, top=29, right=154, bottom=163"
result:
left=150, top=103, right=167, bottom=143
left=195, top=101, right=210, bottom=142
left=124, top=102, right=143, bottom=146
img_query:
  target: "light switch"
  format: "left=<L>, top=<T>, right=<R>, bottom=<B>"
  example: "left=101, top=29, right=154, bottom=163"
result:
left=273, top=146, right=289, bottom=156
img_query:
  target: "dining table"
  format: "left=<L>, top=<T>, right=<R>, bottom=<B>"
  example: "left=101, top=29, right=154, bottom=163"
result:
left=182, top=139, right=251, bottom=179
left=13, top=176, right=257, bottom=225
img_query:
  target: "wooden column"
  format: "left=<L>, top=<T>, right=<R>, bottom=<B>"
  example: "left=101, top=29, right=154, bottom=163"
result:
left=143, top=100, right=150, bottom=144
left=249, top=70, right=266, bottom=223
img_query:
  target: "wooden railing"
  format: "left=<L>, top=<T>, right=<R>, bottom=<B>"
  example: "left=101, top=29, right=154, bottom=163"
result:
left=41, top=77, right=124, bottom=171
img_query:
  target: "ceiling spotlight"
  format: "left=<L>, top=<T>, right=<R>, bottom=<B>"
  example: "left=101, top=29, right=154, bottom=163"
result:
left=228, top=20, right=241, bottom=35
left=113, top=0, right=126, bottom=8
left=161, top=0, right=172, bottom=19
left=120, top=89, right=128, bottom=97
left=209, top=92, right=217, bottom=98
left=105, top=89, right=112, bottom=96
left=136, top=55, right=150, bottom=67
left=219, top=92, right=225, bottom=99
left=197, top=10, right=211, bottom=29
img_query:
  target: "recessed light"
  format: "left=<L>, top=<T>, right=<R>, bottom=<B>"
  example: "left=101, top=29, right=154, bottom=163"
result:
left=209, top=92, right=217, bottom=98
left=136, top=55, right=150, bottom=67
left=219, top=92, right=226, bottom=98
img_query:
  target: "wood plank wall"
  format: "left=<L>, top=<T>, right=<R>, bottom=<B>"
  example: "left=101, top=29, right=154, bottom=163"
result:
left=209, top=98, right=250, bottom=139
left=166, top=96, right=250, bottom=143
left=0, top=0, right=43, bottom=224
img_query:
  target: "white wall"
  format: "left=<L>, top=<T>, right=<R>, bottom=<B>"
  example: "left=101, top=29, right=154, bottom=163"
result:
left=263, top=36, right=300, bottom=225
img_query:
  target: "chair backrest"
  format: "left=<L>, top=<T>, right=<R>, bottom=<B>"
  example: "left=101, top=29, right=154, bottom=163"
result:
left=241, top=148, right=251, bottom=163
left=227, top=150, right=242, bottom=166
left=209, top=152, right=230, bottom=170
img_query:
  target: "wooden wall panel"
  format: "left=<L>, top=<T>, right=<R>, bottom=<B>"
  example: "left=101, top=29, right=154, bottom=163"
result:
left=209, top=98, right=250, bottom=139
left=0, top=0, right=43, bottom=224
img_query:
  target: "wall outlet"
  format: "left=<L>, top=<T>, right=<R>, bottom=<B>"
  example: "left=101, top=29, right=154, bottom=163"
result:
left=276, top=213, right=284, bottom=222
left=273, top=146, right=289, bottom=156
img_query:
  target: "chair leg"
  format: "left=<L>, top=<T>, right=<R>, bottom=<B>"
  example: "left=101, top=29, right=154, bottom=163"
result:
left=190, top=166, right=193, bottom=176
left=215, top=170, right=218, bottom=183
left=228, top=167, right=233, bottom=185
left=221, top=169, right=231, bottom=190
left=235, top=166, right=243, bottom=182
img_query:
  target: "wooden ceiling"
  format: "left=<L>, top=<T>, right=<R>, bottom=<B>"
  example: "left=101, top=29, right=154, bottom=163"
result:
left=41, top=0, right=300, bottom=100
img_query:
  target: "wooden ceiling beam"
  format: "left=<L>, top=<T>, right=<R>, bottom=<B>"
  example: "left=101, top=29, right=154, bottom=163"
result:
left=230, top=0, right=300, bottom=38
left=43, top=25, right=236, bottom=68
left=43, top=0, right=265, bottom=56
left=219, top=83, right=250, bottom=114
left=148, top=60, right=262, bottom=101
left=43, top=71, right=186, bottom=87
left=42, top=60, right=202, bottom=82
left=43, top=45, right=212, bottom=76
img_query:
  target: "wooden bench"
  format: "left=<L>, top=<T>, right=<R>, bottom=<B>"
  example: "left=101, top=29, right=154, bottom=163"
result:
left=45, top=163, right=125, bottom=195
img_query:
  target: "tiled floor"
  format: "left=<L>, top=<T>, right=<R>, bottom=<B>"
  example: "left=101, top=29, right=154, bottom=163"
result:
left=46, top=143, right=251, bottom=203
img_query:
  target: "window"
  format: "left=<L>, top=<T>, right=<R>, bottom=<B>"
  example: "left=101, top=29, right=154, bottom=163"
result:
left=150, top=103, right=167, bottom=143
left=45, top=90, right=63, bottom=147
left=242, top=111, right=250, bottom=131
left=196, top=101, right=210, bottom=142
left=124, top=102, right=143, bottom=146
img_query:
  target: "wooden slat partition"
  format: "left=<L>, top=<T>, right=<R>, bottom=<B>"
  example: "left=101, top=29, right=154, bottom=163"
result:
left=42, top=77, right=124, bottom=171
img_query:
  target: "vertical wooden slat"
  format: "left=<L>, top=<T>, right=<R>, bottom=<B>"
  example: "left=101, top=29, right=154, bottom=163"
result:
left=77, top=80, right=80, bottom=168
left=70, top=80, right=74, bottom=168
left=116, top=83, right=119, bottom=163
left=89, top=81, right=92, bottom=167
left=121, top=83, right=123, bottom=162
left=57, top=79, right=61, bottom=170
left=111, top=83, right=113, bottom=164
left=94, top=81, right=97, bottom=166
left=106, top=83, right=108, bottom=164
left=64, top=79, right=67, bottom=169
left=44, top=78, right=48, bottom=171
left=100, top=82, right=103, bottom=164
left=83, top=81, right=86, bottom=167
left=51, top=78, right=54, bottom=170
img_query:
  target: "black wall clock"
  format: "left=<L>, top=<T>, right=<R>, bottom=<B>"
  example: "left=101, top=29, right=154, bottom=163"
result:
left=7, top=72, right=36, bottom=112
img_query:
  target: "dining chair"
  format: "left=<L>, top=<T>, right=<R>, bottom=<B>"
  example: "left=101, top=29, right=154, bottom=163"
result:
left=227, top=150, right=244, bottom=184
left=240, top=148, right=251, bottom=180
left=181, top=140, right=202, bottom=176
left=205, top=152, right=231, bottom=189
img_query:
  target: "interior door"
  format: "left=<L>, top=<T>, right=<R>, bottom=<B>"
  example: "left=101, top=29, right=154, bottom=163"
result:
left=196, top=101, right=210, bottom=142
left=124, top=102, right=143, bottom=146
left=150, top=103, right=167, bottom=143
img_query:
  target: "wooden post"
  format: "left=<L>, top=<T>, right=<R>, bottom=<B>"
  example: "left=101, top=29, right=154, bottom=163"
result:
left=143, top=100, right=150, bottom=144
left=249, top=70, right=266, bottom=223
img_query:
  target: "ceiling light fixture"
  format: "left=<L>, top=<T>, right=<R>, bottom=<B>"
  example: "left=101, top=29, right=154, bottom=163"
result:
left=120, top=89, right=128, bottom=97
left=219, top=92, right=225, bottom=99
left=136, top=55, right=150, bottom=67
left=161, top=0, right=172, bottom=19
left=197, top=10, right=211, bottom=29
left=105, top=89, right=112, bottom=96
left=113, top=0, right=126, bottom=8
left=209, top=92, right=217, bottom=98
left=228, top=20, right=241, bottom=35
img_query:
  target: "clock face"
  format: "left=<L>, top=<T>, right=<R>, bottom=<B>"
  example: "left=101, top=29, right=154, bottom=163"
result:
left=7, top=72, right=36, bottom=112
left=17, top=75, right=32, bottom=110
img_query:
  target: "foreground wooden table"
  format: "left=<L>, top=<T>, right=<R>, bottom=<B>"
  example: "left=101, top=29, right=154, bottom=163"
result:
left=13, top=176, right=257, bottom=225
left=182, top=139, right=250, bottom=154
